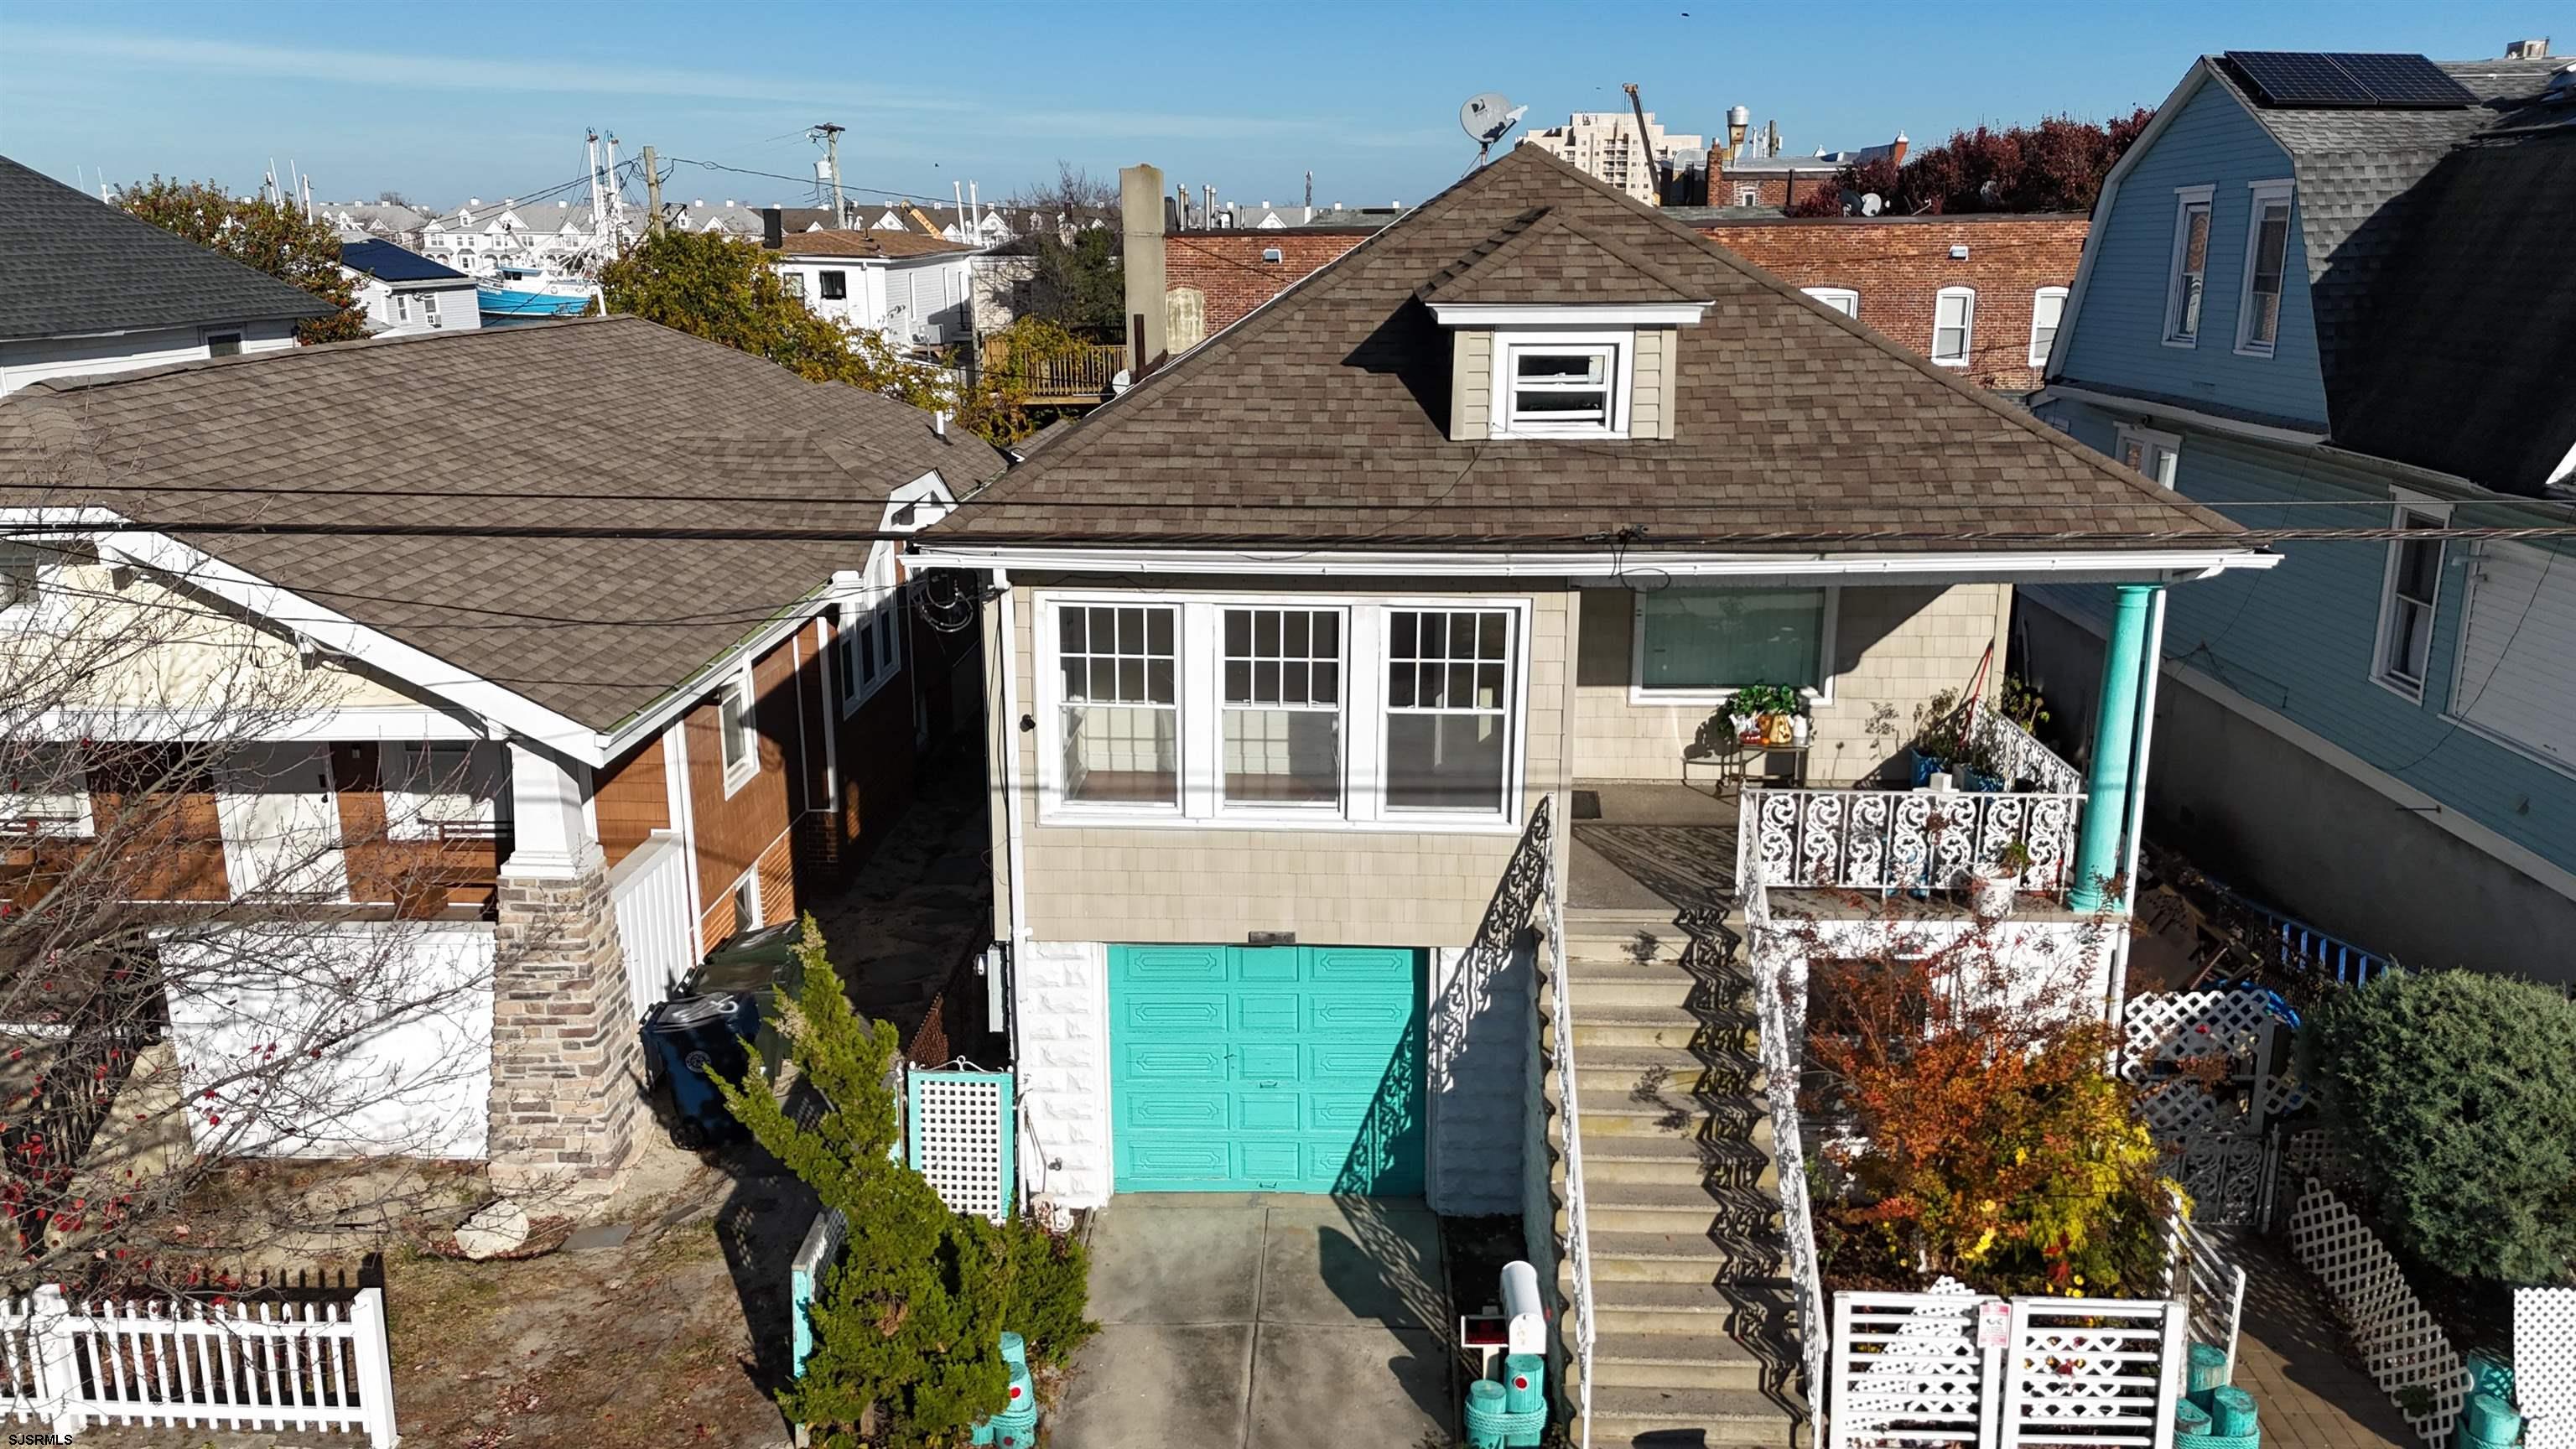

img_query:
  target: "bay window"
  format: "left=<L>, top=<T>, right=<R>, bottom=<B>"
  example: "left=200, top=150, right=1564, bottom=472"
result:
left=1633, top=587, right=1835, bottom=701
left=1037, top=594, right=1527, bottom=828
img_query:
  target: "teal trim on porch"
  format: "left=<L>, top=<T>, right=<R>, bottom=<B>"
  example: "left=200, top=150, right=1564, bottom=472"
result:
left=2071, top=584, right=2161, bottom=911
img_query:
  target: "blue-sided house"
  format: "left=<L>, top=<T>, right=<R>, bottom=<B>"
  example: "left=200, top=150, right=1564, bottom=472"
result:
left=2028, top=49, right=2576, bottom=980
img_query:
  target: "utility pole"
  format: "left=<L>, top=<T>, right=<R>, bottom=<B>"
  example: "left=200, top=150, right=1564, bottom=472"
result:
left=811, top=122, right=847, bottom=226
left=641, top=145, right=664, bottom=236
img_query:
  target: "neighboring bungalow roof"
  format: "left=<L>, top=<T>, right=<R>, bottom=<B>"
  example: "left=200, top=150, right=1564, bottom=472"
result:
left=340, top=239, right=469, bottom=284
left=0, top=317, right=1000, bottom=731
left=927, top=146, right=2246, bottom=553
left=768, top=229, right=971, bottom=260
left=0, top=155, right=337, bottom=341
left=2198, top=55, right=2563, bottom=419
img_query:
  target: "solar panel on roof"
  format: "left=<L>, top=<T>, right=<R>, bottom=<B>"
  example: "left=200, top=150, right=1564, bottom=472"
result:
left=2221, top=51, right=2477, bottom=110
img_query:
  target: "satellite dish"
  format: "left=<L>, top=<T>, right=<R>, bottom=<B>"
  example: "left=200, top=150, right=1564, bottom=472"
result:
left=1461, top=92, right=1528, bottom=158
left=1859, top=192, right=1883, bottom=216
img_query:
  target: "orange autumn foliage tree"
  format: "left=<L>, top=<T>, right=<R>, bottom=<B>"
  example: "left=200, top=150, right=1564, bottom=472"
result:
left=1799, top=914, right=2173, bottom=1296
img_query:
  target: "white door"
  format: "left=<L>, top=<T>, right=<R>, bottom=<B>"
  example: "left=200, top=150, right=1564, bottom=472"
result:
left=216, top=744, right=351, bottom=901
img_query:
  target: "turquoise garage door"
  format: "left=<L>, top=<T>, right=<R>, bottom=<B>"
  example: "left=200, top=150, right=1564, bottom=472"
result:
left=1109, top=944, right=1425, bottom=1195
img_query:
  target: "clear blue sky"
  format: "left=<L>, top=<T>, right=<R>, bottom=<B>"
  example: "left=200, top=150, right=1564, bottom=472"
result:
left=0, top=0, right=2558, bottom=210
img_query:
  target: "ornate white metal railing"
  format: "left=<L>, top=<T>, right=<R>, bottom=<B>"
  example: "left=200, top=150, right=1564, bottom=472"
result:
left=1744, top=882, right=1830, bottom=1444
left=1966, top=700, right=2085, bottom=796
left=1737, top=788, right=2085, bottom=901
left=1531, top=798, right=1596, bottom=1446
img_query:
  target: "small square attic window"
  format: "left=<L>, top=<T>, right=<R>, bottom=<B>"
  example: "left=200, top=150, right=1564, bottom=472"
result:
left=1494, top=336, right=1625, bottom=438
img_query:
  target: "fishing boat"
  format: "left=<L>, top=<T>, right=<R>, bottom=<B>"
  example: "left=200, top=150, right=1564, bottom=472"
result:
left=477, top=263, right=599, bottom=321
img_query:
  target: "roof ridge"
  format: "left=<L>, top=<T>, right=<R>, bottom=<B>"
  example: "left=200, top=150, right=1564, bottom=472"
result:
left=14, top=314, right=652, bottom=397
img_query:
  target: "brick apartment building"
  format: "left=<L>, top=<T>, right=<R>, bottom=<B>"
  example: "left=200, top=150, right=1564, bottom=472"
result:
left=1157, top=205, right=2085, bottom=394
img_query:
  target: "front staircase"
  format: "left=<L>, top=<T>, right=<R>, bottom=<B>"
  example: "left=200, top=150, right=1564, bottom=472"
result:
left=1541, top=902, right=1806, bottom=1447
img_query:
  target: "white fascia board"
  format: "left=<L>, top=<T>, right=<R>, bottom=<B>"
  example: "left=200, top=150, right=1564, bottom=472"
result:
left=1426, top=302, right=1711, bottom=326
left=909, top=543, right=2278, bottom=585
left=5, top=509, right=608, bottom=764
left=594, top=579, right=835, bottom=762
left=28, top=704, right=490, bottom=744
left=2043, top=60, right=2219, bottom=389
left=2033, top=382, right=2329, bottom=447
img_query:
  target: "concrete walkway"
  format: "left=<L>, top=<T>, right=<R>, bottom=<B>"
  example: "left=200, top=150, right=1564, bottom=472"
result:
left=2230, top=1234, right=2415, bottom=1449
left=1055, top=1194, right=1454, bottom=1449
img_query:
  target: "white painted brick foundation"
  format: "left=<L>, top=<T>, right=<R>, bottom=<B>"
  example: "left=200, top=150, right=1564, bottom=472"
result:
left=1014, top=939, right=1112, bottom=1208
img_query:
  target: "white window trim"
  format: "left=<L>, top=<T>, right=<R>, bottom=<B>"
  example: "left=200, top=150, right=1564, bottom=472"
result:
left=2440, top=538, right=2576, bottom=779
left=2233, top=179, right=2296, bottom=358
left=1801, top=287, right=1859, bottom=318
left=2369, top=496, right=2453, bottom=704
left=1032, top=589, right=1532, bottom=834
left=1626, top=586, right=1842, bottom=707
left=838, top=544, right=906, bottom=718
left=2028, top=286, right=2069, bottom=368
left=1488, top=330, right=1633, bottom=440
left=202, top=330, right=245, bottom=356
left=1929, top=287, right=1976, bottom=367
left=2114, top=423, right=2184, bottom=489
left=2163, top=184, right=2216, bottom=348
left=719, top=657, right=761, bottom=797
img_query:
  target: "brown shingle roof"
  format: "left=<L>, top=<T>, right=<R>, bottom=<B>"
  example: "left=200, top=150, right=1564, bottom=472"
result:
left=0, top=317, right=1000, bottom=731
left=769, top=229, right=971, bottom=260
left=932, top=146, right=2246, bottom=553
left=1419, top=207, right=1702, bottom=305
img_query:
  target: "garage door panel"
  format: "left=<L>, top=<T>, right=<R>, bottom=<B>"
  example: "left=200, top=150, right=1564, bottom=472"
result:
left=1111, top=943, right=1424, bottom=1195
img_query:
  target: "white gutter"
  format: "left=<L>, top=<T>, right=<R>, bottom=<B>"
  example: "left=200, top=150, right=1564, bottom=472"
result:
left=994, top=569, right=1031, bottom=954
left=911, top=543, right=2279, bottom=584
left=2033, top=382, right=2328, bottom=448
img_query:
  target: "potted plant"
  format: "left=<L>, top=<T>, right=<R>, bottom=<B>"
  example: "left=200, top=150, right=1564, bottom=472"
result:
left=1969, top=836, right=2033, bottom=918
left=1909, top=688, right=1964, bottom=786
left=1734, top=683, right=1804, bottom=747
left=1954, top=727, right=2008, bottom=793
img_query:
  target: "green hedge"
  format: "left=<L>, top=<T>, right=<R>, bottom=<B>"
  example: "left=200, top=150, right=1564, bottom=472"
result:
left=2309, top=969, right=2576, bottom=1284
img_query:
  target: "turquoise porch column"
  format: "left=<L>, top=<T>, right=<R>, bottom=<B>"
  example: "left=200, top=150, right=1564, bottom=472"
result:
left=2068, top=584, right=2161, bottom=913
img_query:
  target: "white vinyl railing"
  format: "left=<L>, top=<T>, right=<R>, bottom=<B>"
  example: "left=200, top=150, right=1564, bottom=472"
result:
left=0, top=1287, right=395, bottom=1445
left=609, top=828, right=697, bottom=1021
left=1738, top=787, right=2085, bottom=902
left=1745, top=881, right=1831, bottom=1444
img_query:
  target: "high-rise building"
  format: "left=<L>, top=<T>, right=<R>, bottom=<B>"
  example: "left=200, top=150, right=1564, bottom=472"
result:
left=1517, top=111, right=1706, bottom=204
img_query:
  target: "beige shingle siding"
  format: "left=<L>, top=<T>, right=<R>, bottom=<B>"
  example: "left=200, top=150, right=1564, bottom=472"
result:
left=1001, top=578, right=1569, bottom=948
left=1450, top=329, right=1492, bottom=441
left=1571, top=582, right=2010, bottom=785
left=1628, top=326, right=1680, bottom=440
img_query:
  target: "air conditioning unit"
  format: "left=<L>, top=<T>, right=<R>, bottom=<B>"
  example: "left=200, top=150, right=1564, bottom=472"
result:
left=922, top=324, right=946, bottom=345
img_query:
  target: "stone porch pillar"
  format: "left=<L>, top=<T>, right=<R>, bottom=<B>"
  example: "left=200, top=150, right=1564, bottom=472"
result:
left=487, top=740, right=641, bottom=1194
left=2068, top=584, right=2161, bottom=914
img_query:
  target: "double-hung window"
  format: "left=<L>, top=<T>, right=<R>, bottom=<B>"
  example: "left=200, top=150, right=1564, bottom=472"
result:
left=2373, top=505, right=2448, bottom=699
left=1057, top=604, right=1179, bottom=807
left=818, top=270, right=849, bottom=301
left=1384, top=610, right=1514, bottom=813
left=1493, top=335, right=1625, bottom=439
left=783, top=271, right=808, bottom=299
left=2236, top=180, right=2294, bottom=356
left=1633, top=588, right=1835, bottom=701
left=718, top=662, right=759, bottom=794
left=2164, top=186, right=2215, bottom=345
left=1930, top=288, right=1975, bottom=366
left=2028, top=287, right=2068, bottom=369
left=1802, top=287, right=1859, bottom=319
left=393, top=293, right=413, bottom=325
left=1039, top=595, right=1526, bottom=828
left=2115, top=424, right=2183, bottom=489
left=423, top=293, right=443, bottom=328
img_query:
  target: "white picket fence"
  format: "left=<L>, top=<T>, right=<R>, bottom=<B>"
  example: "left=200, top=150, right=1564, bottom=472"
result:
left=1828, top=1288, right=2187, bottom=1449
left=0, top=1287, right=396, bottom=1445
left=610, top=828, right=697, bottom=1021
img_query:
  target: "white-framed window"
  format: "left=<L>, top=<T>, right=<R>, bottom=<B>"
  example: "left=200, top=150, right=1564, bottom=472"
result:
left=1054, top=602, right=1181, bottom=808
left=381, top=741, right=501, bottom=841
left=2372, top=502, right=2450, bottom=700
left=2115, top=423, right=2183, bottom=488
left=718, top=660, right=760, bottom=795
left=729, top=870, right=761, bottom=937
left=2236, top=180, right=2294, bottom=356
left=1035, top=592, right=1530, bottom=831
left=393, top=293, right=413, bottom=324
left=1491, top=331, right=1630, bottom=439
left=423, top=292, right=442, bottom=328
left=1735, top=185, right=1760, bottom=206
left=0, top=743, right=92, bottom=839
left=1630, top=587, right=1839, bottom=704
left=837, top=543, right=906, bottom=715
left=2028, top=286, right=2069, bottom=368
left=818, top=270, right=849, bottom=300
left=2163, top=185, right=2215, bottom=346
left=783, top=271, right=807, bottom=299
left=1930, top=287, right=1975, bottom=366
left=204, top=331, right=243, bottom=357
left=2446, top=539, right=2576, bottom=771
left=1802, top=287, right=1860, bottom=319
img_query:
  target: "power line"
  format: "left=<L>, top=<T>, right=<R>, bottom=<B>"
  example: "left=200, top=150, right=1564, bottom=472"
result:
left=660, top=157, right=965, bottom=207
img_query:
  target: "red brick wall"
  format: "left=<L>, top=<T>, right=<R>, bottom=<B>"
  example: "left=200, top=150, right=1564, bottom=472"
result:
left=1696, top=215, right=2089, bottom=392
left=1709, top=174, right=1840, bottom=210
left=1165, top=231, right=1370, bottom=338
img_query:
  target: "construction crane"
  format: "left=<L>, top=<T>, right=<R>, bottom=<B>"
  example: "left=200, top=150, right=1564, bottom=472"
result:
left=1620, top=82, right=1669, bottom=204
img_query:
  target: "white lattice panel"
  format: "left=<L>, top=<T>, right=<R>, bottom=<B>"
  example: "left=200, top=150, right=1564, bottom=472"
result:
left=2000, top=1298, right=2183, bottom=1449
left=1830, top=1287, right=1994, bottom=1449
left=909, top=1071, right=1013, bottom=1223
left=2520, top=1288, right=2576, bottom=1449
left=2288, top=1181, right=2464, bottom=1446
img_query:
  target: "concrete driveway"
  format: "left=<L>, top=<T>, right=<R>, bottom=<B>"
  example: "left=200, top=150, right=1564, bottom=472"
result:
left=1056, top=1194, right=1454, bottom=1449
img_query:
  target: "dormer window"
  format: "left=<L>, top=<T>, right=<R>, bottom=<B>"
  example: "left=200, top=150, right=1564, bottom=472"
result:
left=1495, top=335, right=1625, bottom=438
